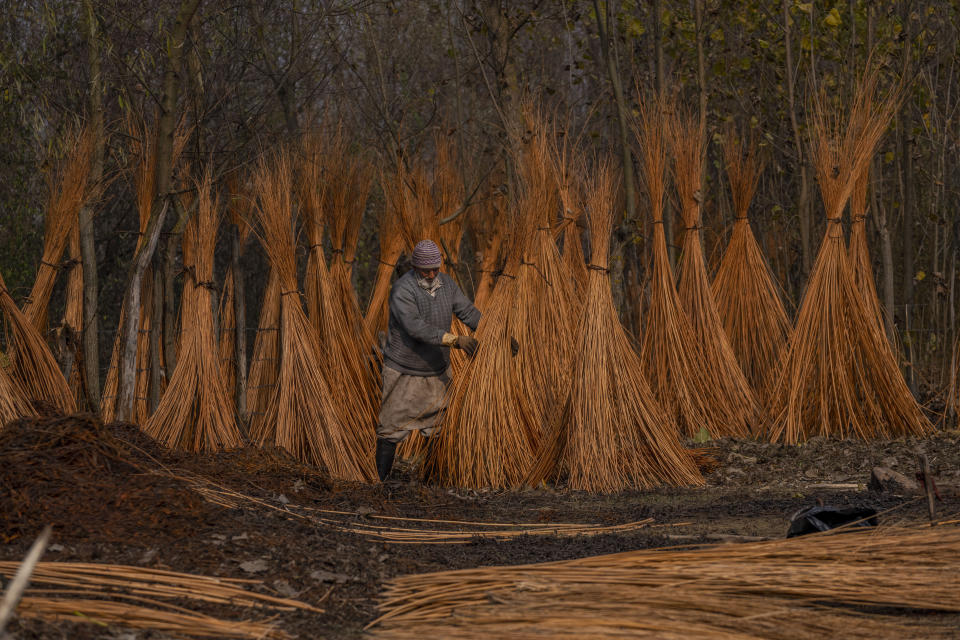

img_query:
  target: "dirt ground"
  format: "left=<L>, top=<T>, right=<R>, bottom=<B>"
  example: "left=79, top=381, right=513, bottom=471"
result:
left=2, top=414, right=959, bottom=639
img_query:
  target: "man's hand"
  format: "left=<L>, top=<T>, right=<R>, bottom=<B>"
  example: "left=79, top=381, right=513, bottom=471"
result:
left=442, top=333, right=479, bottom=357
left=456, top=335, right=479, bottom=357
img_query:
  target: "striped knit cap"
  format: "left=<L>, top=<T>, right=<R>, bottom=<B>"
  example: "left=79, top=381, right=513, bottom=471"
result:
left=411, top=239, right=443, bottom=269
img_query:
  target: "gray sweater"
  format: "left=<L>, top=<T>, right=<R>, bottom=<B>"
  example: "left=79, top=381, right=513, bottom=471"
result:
left=383, top=270, right=482, bottom=376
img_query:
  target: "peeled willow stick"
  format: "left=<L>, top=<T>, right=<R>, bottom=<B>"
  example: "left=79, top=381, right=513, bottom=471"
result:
left=251, top=150, right=375, bottom=482
left=670, top=109, right=756, bottom=437
left=848, top=167, right=889, bottom=343
left=364, top=185, right=405, bottom=338
left=527, top=160, right=703, bottom=492
left=765, top=67, right=929, bottom=443
left=635, top=97, right=723, bottom=439
left=299, top=132, right=377, bottom=455
left=0, top=272, right=76, bottom=413
left=470, top=193, right=506, bottom=311
left=218, top=176, right=253, bottom=417
left=423, top=205, right=535, bottom=489
left=369, top=524, right=960, bottom=639
left=245, top=269, right=280, bottom=435
left=143, top=173, right=241, bottom=452
left=511, top=113, right=577, bottom=449
left=24, top=127, right=94, bottom=334
left=711, top=130, right=791, bottom=408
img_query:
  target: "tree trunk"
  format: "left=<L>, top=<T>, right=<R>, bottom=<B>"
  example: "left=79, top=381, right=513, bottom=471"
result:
left=163, top=235, right=179, bottom=376
left=116, top=0, right=202, bottom=422
left=783, top=0, right=811, bottom=279
left=651, top=0, right=675, bottom=268
left=149, top=265, right=163, bottom=412
left=81, top=0, right=103, bottom=409
left=231, top=225, right=248, bottom=427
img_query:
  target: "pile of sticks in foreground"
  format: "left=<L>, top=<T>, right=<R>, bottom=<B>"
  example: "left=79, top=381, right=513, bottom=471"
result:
left=368, top=523, right=960, bottom=639
left=1, top=561, right=321, bottom=639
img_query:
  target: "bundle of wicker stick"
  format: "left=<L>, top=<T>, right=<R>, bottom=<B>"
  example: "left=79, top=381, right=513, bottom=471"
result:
left=510, top=110, right=577, bottom=450
left=23, top=126, right=95, bottom=335
left=422, top=179, right=536, bottom=488
left=142, top=171, right=241, bottom=452
left=250, top=150, right=375, bottom=482
left=711, top=129, right=792, bottom=406
left=369, top=523, right=960, bottom=639
left=527, top=159, right=703, bottom=492
left=634, top=96, right=722, bottom=440
left=2, top=561, right=321, bottom=639
left=0, top=271, right=75, bottom=414
left=765, top=66, right=930, bottom=443
left=669, top=108, right=757, bottom=437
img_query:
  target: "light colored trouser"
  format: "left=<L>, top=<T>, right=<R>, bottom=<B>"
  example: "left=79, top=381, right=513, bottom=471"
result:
left=376, top=366, right=451, bottom=443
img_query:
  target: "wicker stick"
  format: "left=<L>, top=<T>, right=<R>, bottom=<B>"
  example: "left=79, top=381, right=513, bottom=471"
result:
left=765, top=66, right=929, bottom=443
left=634, top=96, right=724, bottom=439
left=142, top=171, right=241, bottom=452
left=370, top=524, right=960, bottom=639
left=422, top=191, right=535, bottom=487
left=0, top=271, right=76, bottom=413
left=527, top=159, right=703, bottom=492
left=711, top=129, right=792, bottom=409
left=511, top=109, right=577, bottom=450
left=246, top=269, right=280, bottom=442
left=669, top=107, right=757, bottom=437
left=24, top=127, right=94, bottom=334
left=298, top=133, right=378, bottom=457
left=252, top=149, right=376, bottom=482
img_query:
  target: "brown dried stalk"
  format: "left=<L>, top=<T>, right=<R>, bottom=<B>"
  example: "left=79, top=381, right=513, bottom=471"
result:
left=364, top=179, right=405, bottom=338
left=848, top=167, right=889, bottom=341
left=143, top=172, right=241, bottom=452
left=0, top=271, right=76, bottom=413
left=245, top=269, right=280, bottom=436
left=711, top=129, right=792, bottom=408
left=251, top=150, right=375, bottom=482
left=510, top=109, right=577, bottom=449
left=470, top=193, right=506, bottom=311
left=422, top=199, right=535, bottom=488
left=765, top=67, right=929, bottom=443
left=527, top=159, right=703, bottom=492
left=635, top=96, right=728, bottom=439
left=670, top=107, right=757, bottom=437
left=370, top=524, right=960, bottom=639
left=218, top=174, right=254, bottom=406
left=298, top=134, right=378, bottom=456
left=24, top=126, right=94, bottom=333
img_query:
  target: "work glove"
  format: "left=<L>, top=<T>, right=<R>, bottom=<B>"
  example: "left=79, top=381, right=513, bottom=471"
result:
left=442, top=333, right=479, bottom=357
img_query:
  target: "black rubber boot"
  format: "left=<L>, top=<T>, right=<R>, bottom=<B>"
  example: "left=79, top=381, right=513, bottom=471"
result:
left=376, top=438, right=398, bottom=482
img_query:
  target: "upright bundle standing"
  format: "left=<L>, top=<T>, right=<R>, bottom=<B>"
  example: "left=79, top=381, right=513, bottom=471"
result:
left=527, top=160, right=703, bottom=492
left=423, top=202, right=535, bottom=489
left=848, top=167, right=889, bottom=341
left=62, top=224, right=85, bottom=404
left=765, top=69, right=930, bottom=443
left=143, top=173, right=242, bottom=452
left=670, top=110, right=756, bottom=437
left=511, top=113, right=577, bottom=448
left=245, top=270, right=280, bottom=429
left=0, top=272, right=76, bottom=413
left=363, top=186, right=404, bottom=338
left=24, top=127, right=94, bottom=334
left=217, top=181, right=253, bottom=414
left=711, top=131, right=792, bottom=406
left=298, top=132, right=377, bottom=454
left=251, top=150, right=375, bottom=482
left=635, top=97, right=726, bottom=439
left=470, top=193, right=506, bottom=311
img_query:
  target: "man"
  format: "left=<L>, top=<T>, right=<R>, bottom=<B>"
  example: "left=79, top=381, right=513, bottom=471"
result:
left=376, top=239, right=482, bottom=481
